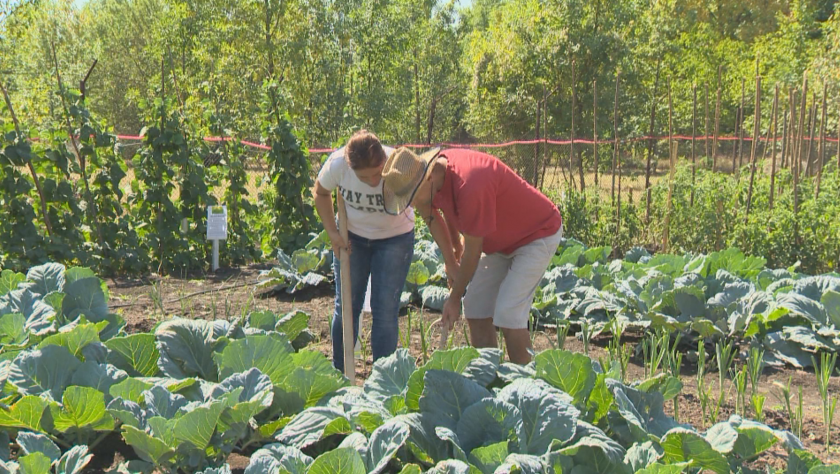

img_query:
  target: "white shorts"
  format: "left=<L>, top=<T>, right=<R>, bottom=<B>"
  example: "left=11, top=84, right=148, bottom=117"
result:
left=463, top=226, right=563, bottom=329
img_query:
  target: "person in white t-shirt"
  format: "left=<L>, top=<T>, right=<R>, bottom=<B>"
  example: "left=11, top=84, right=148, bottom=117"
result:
left=313, top=130, right=414, bottom=372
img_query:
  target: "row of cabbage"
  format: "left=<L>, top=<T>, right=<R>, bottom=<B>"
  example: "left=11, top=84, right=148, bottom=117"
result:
left=0, top=261, right=838, bottom=473
left=259, top=230, right=840, bottom=369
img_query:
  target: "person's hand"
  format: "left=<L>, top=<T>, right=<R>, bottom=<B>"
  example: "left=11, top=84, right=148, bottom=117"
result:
left=328, top=231, right=351, bottom=260
left=442, top=296, right=462, bottom=332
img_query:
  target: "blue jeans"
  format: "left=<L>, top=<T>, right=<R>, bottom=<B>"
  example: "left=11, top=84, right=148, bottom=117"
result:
left=331, top=230, right=414, bottom=372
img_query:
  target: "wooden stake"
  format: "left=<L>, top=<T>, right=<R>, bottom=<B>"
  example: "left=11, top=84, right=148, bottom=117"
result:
left=795, top=75, right=808, bottom=215
left=570, top=59, right=576, bottom=192
left=664, top=82, right=674, bottom=251
left=780, top=110, right=788, bottom=172
left=540, top=94, right=548, bottom=189
left=645, top=60, right=661, bottom=222
left=816, top=83, right=827, bottom=197
left=593, top=80, right=598, bottom=188
left=533, top=96, right=541, bottom=187
left=336, top=193, right=356, bottom=383
left=769, top=85, right=779, bottom=211
left=612, top=72, right=620, bottom=204
left=787, top=88, right=796, bottom=170
left=704, top=82, right=710, bottom=162
left=737, top=78, right=746, bottom=175
left=745, top=70, right=761, bottom=220
left=713, top=66, right=722, bottom=171
left=691, top=84, right=697, bottom=206
left=805, top=95, right=817, bottom=176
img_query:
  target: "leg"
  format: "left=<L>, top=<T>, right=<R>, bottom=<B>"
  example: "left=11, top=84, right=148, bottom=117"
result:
left=463, top=253, right=510, bottom=348
left=494, top=230, right=562, bottom=364
left=467, top=318, right=498, bottom=348
left=331, top=233, right=372, bottom=372
left=500, top=327, right=533, bottom=364
left=369, top=230, right=414, bottom=361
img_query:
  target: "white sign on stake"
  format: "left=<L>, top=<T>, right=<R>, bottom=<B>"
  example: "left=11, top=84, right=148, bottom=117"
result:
left=207, top=205, right=228, bottom=240
left=207, top=205, right=227, bottom=271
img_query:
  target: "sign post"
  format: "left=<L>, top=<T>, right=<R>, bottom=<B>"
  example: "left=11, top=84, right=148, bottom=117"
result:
left=206, top=205, right=228, bottom=271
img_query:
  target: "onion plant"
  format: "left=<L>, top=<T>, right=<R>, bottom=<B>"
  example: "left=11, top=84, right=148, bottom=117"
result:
left=813, top=352, right=839, bottom=448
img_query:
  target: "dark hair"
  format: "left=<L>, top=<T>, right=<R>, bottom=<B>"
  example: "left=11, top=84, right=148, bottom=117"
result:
left=346, top=130, right=387, bottom=170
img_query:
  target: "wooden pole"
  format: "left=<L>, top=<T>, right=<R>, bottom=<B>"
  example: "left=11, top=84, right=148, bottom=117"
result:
left=816, top=83, right=828, bottom=197
left=769, top=85, right=779, bottom=211
left=533, top=96, right=541, bottom=187
left=781, top=110, right=788, bottom=171
left=795, top=75, right=808, bottom=215
left=570, top=59, right=577, bottom=192
left=787, top=88, right=796, bottom=170
left=737, top=78, right=746, bottom=175
left=612, top=72, right=620, bottom=204
left=704, top=82, right=711, bottom=162
left=540, top=94, right=549, bottom=189
left=336, top=193, right=355, bottom=383
left=713, top=66, right=722, bottom=171
left=593, top=80, right=599, bottom=189
left=618, top=139, right=623, bottom=230
left=576, top=80, right=585, bottom=193
left=805, top=93, right=819, bottom=176
left=663, top=82, right=674, bottom=252
left=745, top=70, right=761, bottom=220
left=645, top=60, right=662, bottom=222
left=691, top=84, right=697, bottom=206
left=805, top=95, right=817, bottom=176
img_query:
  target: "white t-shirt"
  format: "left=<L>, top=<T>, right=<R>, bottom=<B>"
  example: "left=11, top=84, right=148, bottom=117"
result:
left=317, top=145, right=415, bottom=240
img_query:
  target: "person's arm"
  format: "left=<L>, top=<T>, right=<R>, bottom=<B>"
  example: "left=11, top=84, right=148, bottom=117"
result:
left=416, top=201, right=459, bottom=282
left=313, top=179, right=349, bottom=258
left=449, top=217, right=463, bottom=261
left=441, top=234, right=483, bottom=329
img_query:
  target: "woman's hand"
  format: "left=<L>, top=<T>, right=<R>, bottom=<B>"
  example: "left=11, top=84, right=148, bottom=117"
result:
left=328, top=230, right=351, bottom=260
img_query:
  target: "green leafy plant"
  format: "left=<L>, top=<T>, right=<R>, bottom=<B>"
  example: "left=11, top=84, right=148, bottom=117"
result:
left=260, top=82, right=318, bottom=253
left=129, top=95, right=210, bottom=274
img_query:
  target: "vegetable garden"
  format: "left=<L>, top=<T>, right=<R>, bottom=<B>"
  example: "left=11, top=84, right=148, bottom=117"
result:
left=1, top=229, right=840, bottom=472
left=4, top=1, right=840, bottom=471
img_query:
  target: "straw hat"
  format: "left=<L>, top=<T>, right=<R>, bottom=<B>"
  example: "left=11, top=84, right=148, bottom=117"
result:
left=382, top=147, right=441, bottom=215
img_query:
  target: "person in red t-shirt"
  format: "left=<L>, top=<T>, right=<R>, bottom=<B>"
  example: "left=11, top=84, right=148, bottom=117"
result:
left=382, top=147, right=563, bottom=364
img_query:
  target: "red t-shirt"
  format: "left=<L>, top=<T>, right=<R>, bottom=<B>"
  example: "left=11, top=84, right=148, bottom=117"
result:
left=432, top=148, right=562, bottom=255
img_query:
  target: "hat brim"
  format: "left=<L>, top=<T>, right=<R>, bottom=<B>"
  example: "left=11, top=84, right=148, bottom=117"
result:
left=382, top=147, right=441, bottom=216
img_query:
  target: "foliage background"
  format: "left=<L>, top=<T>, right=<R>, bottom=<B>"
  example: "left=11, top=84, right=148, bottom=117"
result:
left=1, top=0, right=840, bottom=274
